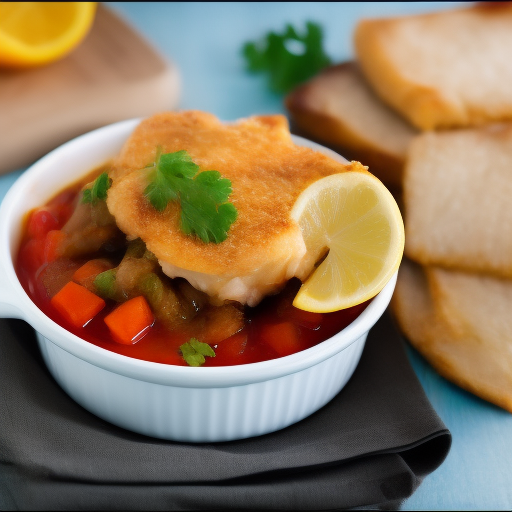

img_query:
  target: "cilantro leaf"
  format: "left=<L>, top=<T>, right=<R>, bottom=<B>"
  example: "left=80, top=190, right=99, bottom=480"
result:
left=82, top=172, right=112, bottom=205
left=144, top=149, right=237, bottom=244
left=242, top=21, right=331, bottom=94
left=180, top=338, right=216, bottom=367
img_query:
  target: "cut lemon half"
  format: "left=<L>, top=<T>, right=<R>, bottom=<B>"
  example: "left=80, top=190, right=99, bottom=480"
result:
left=0, top=2, right=97, bottom=69
left=292, top=170, right=404, bottom=312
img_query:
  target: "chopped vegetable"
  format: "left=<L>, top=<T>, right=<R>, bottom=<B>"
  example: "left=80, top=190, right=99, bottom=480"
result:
left=43, top=230, right=66, bottom=263
left=124, top=238, right=147, bottom=259
left=144, top=148, right=238, bottom=243
left=192, top=304, right=244, bottom=345
left=242, top=21, right=331, bottom=93
left=180, top=338, right=216, bottom=367
left=58, top=196, right=121, bottom=260
left=73, top=259, right=114, bottom=290
left=115, top=255, right=156, bottom=294
left=104, top=296, right=154, bottom=345
left=51, top=281, right=106, bottom=328
left=41, top=259, right=82, bottom=298
left=137, top=272, right=187, bottom=327
left=137, top=272, right=165, bottom=306
left=216, top=331, right=248, bottom=361
left=27, top=209, right=59, bottom=239
left=260, top=321, right=300, bottom=357
left=82, top=172, right=112, bottom=205
left=93, top=269, right=119, bottom=301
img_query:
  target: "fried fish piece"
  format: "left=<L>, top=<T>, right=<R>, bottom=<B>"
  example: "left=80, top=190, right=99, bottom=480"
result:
left=107, top=111, right=367, bottom=306
left=391, top=259, right=512, bottom=413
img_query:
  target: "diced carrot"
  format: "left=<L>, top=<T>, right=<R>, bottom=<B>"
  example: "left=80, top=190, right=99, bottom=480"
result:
left=104, top=296, right=154, bottom=345
left=73, top=259, right=114, bottom=287
left=51, top=281, right=106, bottom=328
left=217, top=330, right=248, bottom=360
left=44, top=230, right=66, bottom=263
left=259, top=321, right=301, bottom=357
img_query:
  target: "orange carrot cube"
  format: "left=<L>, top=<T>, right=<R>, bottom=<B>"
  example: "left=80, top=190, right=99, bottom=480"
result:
left=72, top=259, right=114, bottom=287
left=104, top=296, right=154, bottom=345
left=44, top=230, right=66, bottom=263
left=51, top=281, right=106, bottom=328
left=260, top=321, right=301, bottom=357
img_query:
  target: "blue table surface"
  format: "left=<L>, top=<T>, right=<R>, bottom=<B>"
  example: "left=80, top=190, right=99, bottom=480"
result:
left=2, top=2, right=511, bottom=510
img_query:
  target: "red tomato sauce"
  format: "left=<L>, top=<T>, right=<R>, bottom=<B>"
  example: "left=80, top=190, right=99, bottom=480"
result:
left=15, top=184, right=369, bottom=367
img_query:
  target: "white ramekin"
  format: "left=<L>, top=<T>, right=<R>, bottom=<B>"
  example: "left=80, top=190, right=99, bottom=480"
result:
left=0, top=119, right=397, bottom=442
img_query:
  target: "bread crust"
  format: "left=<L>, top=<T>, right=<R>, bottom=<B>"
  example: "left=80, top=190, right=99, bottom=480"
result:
left=392, top=259, right=512, bottom=413
left=286, top=62, right=417, bottom=188
left=354, top=4, right=512, bottom=130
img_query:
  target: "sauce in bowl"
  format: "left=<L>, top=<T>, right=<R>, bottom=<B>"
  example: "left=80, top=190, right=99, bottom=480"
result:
left=16, top=174, right=368, bottom=367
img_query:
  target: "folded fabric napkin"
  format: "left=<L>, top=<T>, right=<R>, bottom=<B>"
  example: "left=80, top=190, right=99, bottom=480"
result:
left=0, top=311, right=450, bottom=510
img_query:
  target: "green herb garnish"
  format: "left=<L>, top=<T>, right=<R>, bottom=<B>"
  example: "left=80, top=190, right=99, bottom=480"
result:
left=82, top=172, right=112, bottom=205
left=144, top=148, right=237, bottom=244
left=180, top=338, right=216, bottom=367
left=242, top=21, right=331, bottom=93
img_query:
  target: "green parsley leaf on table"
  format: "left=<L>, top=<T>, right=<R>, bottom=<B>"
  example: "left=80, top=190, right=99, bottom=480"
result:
left=180, top=338, right=216, bottom=367
left=243, top=21, right=331, bottom=93
left=82, top=172, right=112, bottom=205
left=144, top=148, right=238, bottom=244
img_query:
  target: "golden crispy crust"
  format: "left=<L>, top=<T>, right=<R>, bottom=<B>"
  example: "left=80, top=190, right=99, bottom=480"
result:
left=354, top=3, right=512, bottom=130
left=107, top=111, right=367, bottom=276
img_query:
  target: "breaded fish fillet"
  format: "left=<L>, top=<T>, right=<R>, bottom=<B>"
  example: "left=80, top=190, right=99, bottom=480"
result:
left=107, top=111, right=367, bottom=306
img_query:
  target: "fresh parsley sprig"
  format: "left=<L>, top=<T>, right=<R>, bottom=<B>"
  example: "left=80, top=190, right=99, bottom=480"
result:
left=144, top=148, right=237, bottom=244
left=82, top=172, right=112, bottom=205
left=243, top=21, right=331, bottom=93
left=180, top=338, right=216, bottom=367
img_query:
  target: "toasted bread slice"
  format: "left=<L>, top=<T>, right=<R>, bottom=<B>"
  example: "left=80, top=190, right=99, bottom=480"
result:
left=285, top=62, right=417, bottom=189
left=392, top=260, right=512, bottom=413
left=354, top=3, right=512, bottom=130
left=107, top=111, right=368, bottom=306
left=403, top=124, right=512, bottom=278
left=427, top=266, right=512, bottom=354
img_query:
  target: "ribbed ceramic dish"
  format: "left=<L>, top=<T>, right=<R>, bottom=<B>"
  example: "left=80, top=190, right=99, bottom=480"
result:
left=0, top=118, right=397, bottom=442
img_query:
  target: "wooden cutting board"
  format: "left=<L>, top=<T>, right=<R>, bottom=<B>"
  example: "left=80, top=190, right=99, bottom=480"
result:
left=0, top=4, right=181, bottom=174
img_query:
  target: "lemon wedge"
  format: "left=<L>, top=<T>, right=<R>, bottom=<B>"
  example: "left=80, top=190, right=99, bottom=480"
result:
left=0, top=2, right=97, bottom=69
left=292, top=170, right=404, bottom=312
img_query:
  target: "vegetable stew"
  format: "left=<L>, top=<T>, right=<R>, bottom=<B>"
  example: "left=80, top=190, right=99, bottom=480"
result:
left=16, top=166, right=369, bottom=367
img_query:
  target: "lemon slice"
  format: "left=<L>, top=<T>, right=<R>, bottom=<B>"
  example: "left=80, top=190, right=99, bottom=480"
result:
left=0, top=2, right=97, bottom=69
left=292, top=170, right=404, bottom=312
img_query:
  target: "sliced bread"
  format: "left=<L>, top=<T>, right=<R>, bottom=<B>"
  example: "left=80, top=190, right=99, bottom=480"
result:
left=403, top=124, right=512, bottom=278
left=354, top=3, right=512, bottom=130
left=392, top=259, right=512, bottom=413
left=285, top=62, right=417, bottom=188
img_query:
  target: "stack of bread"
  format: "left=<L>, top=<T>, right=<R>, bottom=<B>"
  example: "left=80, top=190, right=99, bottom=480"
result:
left=286, top=3, right=512, bottom=412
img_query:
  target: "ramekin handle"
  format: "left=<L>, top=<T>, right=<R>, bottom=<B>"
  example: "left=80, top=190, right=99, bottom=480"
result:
left=0, top=263, right=24, bottom=320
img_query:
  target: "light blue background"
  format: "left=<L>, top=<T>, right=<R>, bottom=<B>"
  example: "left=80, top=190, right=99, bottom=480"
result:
left=1, top=2, right=511, bottom=510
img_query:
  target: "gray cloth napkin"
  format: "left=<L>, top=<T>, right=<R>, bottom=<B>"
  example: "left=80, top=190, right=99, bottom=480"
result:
left=0, top=311, right=450, bottom=510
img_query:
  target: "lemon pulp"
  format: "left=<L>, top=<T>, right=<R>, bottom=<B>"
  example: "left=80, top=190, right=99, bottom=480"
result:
left=291, top=171, right=404, bottom=312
